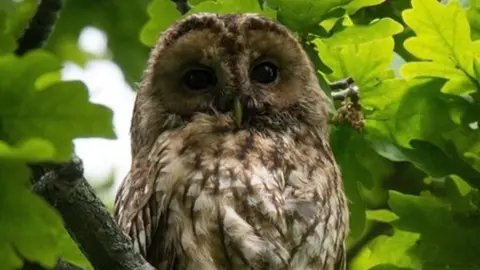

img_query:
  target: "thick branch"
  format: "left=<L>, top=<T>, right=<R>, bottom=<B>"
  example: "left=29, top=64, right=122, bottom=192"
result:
left=32, top=157, right=156, bottom=270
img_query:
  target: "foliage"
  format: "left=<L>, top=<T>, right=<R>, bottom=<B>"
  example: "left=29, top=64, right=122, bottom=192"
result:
left=0, top=1, right=115, bottom=268
left=0, top=0, right=479, bottom=269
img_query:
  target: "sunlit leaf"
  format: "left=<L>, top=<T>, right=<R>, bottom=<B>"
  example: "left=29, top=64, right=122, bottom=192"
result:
left=389, top=191, right=480, bottom=269
left=324, top=18, right=403, bottom=47
left=0, top=52, right=115, bottom=160
left=349, top=229, right=421, bottom=270
left=0, top=162, right=89, bottom=269
left=268, top=0, right=351, bottom=31
left=401, top=0, right=478, bottom=95
left=141, top=0, right=182, bottom=46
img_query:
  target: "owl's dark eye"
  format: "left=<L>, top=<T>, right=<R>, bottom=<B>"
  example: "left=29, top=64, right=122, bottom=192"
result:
left=250, top=62, right=278, bottom=84
left=182, top=69, right=217, bottom=91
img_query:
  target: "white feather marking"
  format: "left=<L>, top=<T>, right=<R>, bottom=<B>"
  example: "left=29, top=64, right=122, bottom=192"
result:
left=138, top=229, right=146, bottom=251
left=288, top=169, right=309, bottom=187
left=193, top=192, right=215, bottom=212
left=186, top=183, right=201, bottom=197
left=249, top=166, right=271, bottom=186
left=223, top=206, right=266, bottom=260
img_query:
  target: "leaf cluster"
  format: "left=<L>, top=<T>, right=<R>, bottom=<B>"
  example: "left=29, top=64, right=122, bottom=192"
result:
left=0, top=2, right=115, bottom=268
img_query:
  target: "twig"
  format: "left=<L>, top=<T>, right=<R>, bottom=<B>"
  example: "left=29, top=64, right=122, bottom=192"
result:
left=173, top=0, right=191, bottom=14
left=330, top=77, right=360, bottom=105
left=329, top=77, right=365, bottom=132
left=15, top=0, right=63, bottom=56
left=32, top=157, right=156, bottom=270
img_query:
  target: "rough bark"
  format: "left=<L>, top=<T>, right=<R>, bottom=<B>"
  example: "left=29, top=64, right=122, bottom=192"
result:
left=32, top=158, right=156, bottom=270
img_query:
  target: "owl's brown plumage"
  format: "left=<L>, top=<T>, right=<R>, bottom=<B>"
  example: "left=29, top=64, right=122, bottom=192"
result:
left=114, top=13, right=349, bottom=270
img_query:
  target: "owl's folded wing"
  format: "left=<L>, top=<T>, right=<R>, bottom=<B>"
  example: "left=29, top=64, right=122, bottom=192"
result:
left=114, top=170, right=179, bottom=269
left=334, top=243, right=347, bottom=270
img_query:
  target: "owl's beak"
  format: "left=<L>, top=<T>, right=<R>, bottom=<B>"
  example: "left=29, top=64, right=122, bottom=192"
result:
left=233, top=96, right=243, bottom=127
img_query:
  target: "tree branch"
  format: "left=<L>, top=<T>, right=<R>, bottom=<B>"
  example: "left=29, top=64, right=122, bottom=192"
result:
left=32, top=157, right=156, bottom=270
left=15, top=0, right=63, bottom=56
left=172, top=0, right=191, bottom=14
left=330, top=77, right=360, bottom=105
left=329, top=77, right=365, bottom=132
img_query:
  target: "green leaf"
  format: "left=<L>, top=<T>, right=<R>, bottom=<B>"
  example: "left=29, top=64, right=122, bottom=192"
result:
left=55, top=230, right=93, bottom=269
left=401, top=61, right=477, bottom=95
left=331, top=125, right=391, bottom=240
left=6, top=0, right=37, bottom=38
left=343, top=0, right=386, bottom=14
left=399, top=140, right=480, bottom=184
left=388, top=191, right=480, bottom=270
left=362, top=79, right=409, bottom=161
left=401, top=0, right=477, bottom=95
left=403, top=0, right=472, bottom=65
left=445, top=175, right=478, bottom=213
left=394, top=79, right=456, bottom=150
left=0, top=0, right=15, bottom=15
left=0, top=139, right=55, bottom=161
left=216, top=0, right=267, bottom=14
left=0, top=80, right=115, bottom=160
left=141, top=0, right=276, bottom=47
left=43, top=0, right=150, bottom=85
left=189, top=0, right=211, bottom=4
left=0, top=51, right=115, bottom=160
left=366, top=209, right=399, bottom=223
left=0, top=162, right=75, bottom=269
left=188, top=0, right=222, bottom=13
left=393, top=78, right=480, bottom=184
left=467, top=0, right=480, bottom=39
left=314, top=37, right=398, bottom=147
left=349, top=229, right=421, bottom=270
left=268, top=0, right=351, bottom=32
left=324, top=18, right=403, bottom=47
left=0, top=11, right=15, bottom=54
left=313, top=37, right=395, bottom=89
left=0, top=51, right=60, bottom=95
left=140, top=0, right=182, bottom=46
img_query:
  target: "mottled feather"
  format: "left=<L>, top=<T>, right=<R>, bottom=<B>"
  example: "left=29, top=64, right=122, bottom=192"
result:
left=114, top=12, right=348, bottom=270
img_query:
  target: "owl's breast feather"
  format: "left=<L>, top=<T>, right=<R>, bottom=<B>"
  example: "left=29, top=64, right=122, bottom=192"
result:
left=147, top=128, right=348, bottom=269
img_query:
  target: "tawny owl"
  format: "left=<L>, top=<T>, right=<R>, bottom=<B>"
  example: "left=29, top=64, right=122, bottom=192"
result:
left=114, top=12, right=349, bottom=270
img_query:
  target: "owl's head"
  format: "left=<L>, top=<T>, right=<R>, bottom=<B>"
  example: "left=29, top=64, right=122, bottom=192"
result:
left=131, top=13, right=331, bottom=155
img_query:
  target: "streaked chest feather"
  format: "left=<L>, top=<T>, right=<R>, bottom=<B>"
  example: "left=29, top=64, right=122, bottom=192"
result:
left=145, top=129, right=348, bottom=270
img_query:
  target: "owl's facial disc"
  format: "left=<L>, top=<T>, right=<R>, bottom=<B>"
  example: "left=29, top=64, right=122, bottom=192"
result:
left=142, top=13, right=328, bottom=132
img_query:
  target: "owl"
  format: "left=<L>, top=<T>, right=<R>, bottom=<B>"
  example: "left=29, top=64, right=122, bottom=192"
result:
left=114, top=12, right=349, bottom=270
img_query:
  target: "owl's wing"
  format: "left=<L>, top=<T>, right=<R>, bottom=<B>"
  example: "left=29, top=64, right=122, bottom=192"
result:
left=334, top=243, right=347, bottom=270
left=114, top=159, right=179, bottom=269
